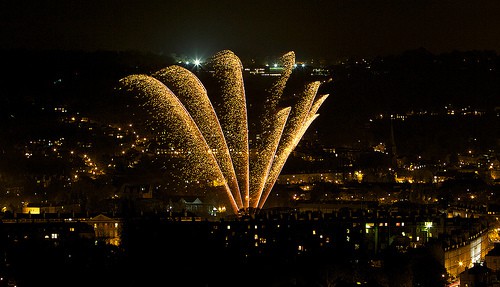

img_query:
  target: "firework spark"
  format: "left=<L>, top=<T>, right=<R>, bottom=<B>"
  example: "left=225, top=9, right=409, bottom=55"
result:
left=119, top=50, right=328, bottom=215
left=152, top=66, right=242, bottom=209
left=257, top=81, right=321, bottom=209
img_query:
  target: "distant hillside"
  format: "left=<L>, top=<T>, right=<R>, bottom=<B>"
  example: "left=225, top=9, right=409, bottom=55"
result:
left=315, top=48, right=500, bottom=146
left=1, top=48, right=499, bottom=148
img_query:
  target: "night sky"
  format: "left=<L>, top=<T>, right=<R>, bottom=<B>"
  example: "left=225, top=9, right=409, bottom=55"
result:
left=2, top=0, right=500, bottom=62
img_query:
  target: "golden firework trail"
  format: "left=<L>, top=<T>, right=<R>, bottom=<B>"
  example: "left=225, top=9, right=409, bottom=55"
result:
left=249, top=107, right=291, bottom=208
left=257, top=81, right=321, bottom=209
left=210, top=50, right=249, bottom=208
left=152, top=66, right=242, bottom=209
left=119, top=50, right=328, bottom=215
left=119, top=74, right=239, bottom=213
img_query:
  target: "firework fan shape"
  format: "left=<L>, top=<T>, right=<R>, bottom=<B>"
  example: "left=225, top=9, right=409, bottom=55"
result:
left=119, top=50, right=328, bottom=215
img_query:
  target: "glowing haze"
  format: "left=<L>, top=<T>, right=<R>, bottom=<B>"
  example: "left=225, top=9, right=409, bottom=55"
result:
left=119, top=50, right=328, bottom=215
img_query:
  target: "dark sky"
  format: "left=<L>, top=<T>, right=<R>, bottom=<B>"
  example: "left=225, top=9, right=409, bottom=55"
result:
left=2, top=0, right=500, bottom=63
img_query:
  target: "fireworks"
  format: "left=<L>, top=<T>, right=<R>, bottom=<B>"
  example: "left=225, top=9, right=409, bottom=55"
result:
left=118, top=50, right=328, bottom=215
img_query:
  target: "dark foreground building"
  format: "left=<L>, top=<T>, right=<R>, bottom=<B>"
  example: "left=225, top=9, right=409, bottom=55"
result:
left=3, top=207, right=485, bottom=287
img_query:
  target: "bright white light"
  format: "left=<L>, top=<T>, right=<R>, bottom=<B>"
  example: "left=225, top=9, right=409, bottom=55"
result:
left=194, top=59, right=201, bottom=66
